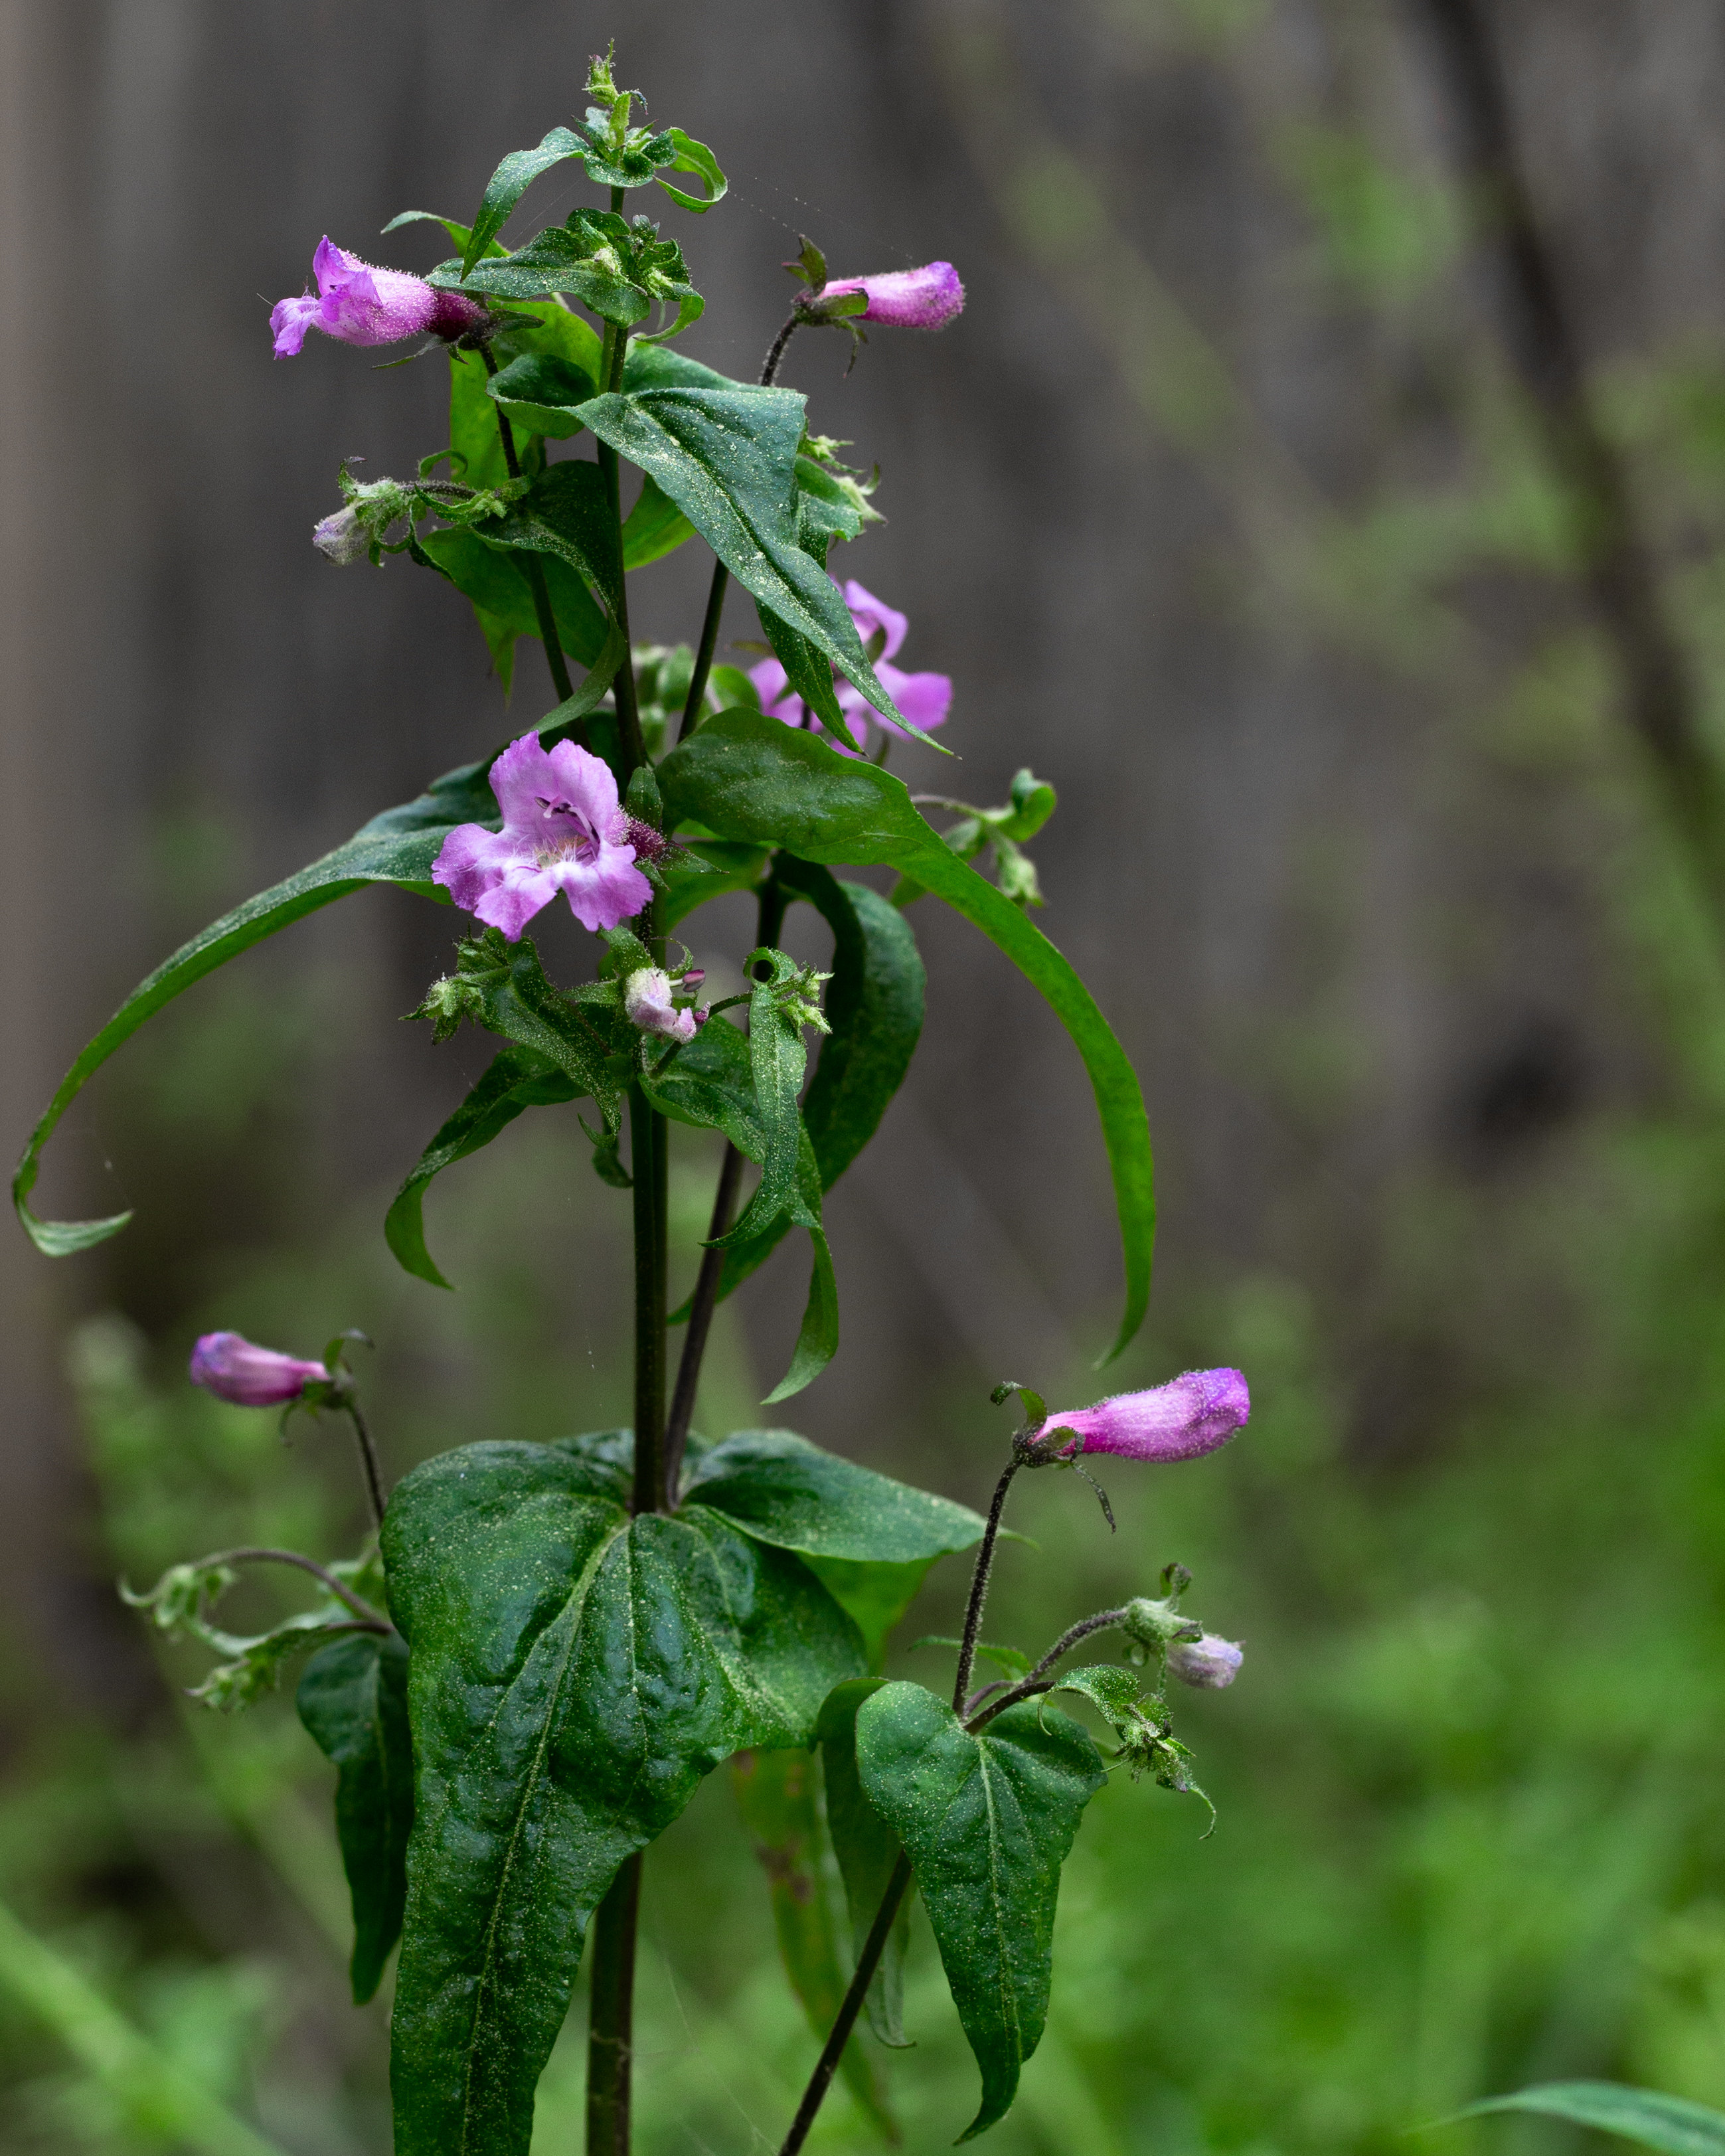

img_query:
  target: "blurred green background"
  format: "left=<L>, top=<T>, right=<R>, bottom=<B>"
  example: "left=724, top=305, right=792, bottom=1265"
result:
left=7, top=0, right=1725, bottom=2150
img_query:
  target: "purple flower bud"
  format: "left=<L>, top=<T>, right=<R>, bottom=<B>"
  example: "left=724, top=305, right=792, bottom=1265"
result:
left=624, top=967, right=700, bottom=1044
left=1040, top=1368, right=1250, bottom=1464
left=817, top=262, right=965, bottom=331
left=270, top=237, right=486, bottom=358
left=311, top=507, right=369, bottom=566
left=1167, top=1633, right=1244, bottom=1689
left=679, top=968, right=706, bottom=992
left=189, top=1331, right=327, bottom=1408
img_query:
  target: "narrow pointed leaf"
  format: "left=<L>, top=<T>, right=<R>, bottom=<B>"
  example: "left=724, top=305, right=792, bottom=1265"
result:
left=658, top=712, right=1155, bottom=1361
left=385, top=1047, right=579, bottom=1289
left=1451, top=2086, right=1725, bottom=2156
left=856, top=1683, right=1107, bottom=2141
left=731, top=1746, right=897, bottom=2137
left=818, top=1679, right=912, bottom=2048
left=461, top=128, right=582, bottom=276
left=574, top=385, right=937, bottom=744
left=296, top=1632, right=414, bottom=2004
left=654, top=128, right=728, bottom=212
left=384, top=1433, right=863, bottom=2156
left=764, top=1218, right=839, bottom=1406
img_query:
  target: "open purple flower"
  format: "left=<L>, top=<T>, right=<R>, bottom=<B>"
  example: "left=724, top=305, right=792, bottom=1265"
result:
left=191, top=1332, right=327, bottom=1408
left=432, top=734, right=651, bottom=940
left=1167, top=1633, right=1244, bottom=1689
left=818, top=262, right=965, bottom=330
left=270, top=237, right=486, bottom=358
left=1039, top=1368, right=1250, bottom=1464
left=749, top=579, right=952, bottom=754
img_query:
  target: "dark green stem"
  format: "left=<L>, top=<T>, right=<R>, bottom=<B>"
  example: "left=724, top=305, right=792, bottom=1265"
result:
left=675, top=563, right=729, bottom=742
left=344, top=1402, right=386, bottom=1531
left=585, top=1853, right=641, bottom=2156
left=597, top=325, right=647, bottom=769
left=478, top=345, right=574, bottom=705
left=776, top=1850, right=914, bottom=2156
left=952, top=1459, right=1021, bottom=1712
left=628, top=1080, right=667, bottom=1519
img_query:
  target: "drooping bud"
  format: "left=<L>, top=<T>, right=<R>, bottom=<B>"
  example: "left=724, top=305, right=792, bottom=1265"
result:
left=190, top=1331, right=327, bottom=1408
left=1167, top=1633, right=1244, bottom=1689
left=813, top=262, right=965, bottom=331
left=1039, top=1368, right=1249, bottom=1464
left=311, top=507, right=370, bottom=566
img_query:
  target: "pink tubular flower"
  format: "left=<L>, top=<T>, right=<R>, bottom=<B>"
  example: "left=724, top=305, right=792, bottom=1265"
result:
left=270, top=237, right=486, bottom=358
left=819, top=261, right=965, bottom=330
left=748, top=580, right=952, bottom=754
left=432, top=734, right=651, bottom=941
left=623, top=967, right=706, bottom=1044
left=1167, top=1633, right=1244, bottom=1690
left=191, top=1332, right=327, bottom=1408
left=1040, top=1368, right=1250, bottom=1465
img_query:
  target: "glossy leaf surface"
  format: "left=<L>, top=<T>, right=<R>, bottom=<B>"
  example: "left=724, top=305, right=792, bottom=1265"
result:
left=730, top=1746, right=896, bottom=2136
left=383, top=1433, right=864, bottom=2156
left=459, top=129, right=583, bottom=276
left=296, top=1631, right=413, bottom=2003
left=574, top=386, right=928, bottom=742
left=857, top=1683, right=1107, bottom=2140
left=818, top=1679, right=911, bottom=2048
left=684, top=1429, right=984, bottom=1564
left=658, top=712, right=1155, bottom=1361
left=386, top=1046, right=579, bottom=1289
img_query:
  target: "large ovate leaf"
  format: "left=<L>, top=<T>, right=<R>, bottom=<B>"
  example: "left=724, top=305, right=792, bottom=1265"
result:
left=383, top=1432, right=864, bottom=2156
left=856, top=1683, right=1107, bottom=2141
left=1453, top=2086, right=1725, bottom=2156
left=386, top=1046, right=580, bottom=1289
left=485, top=353, right=598, bottom=440
left=805, top=1556, right=945, bottom=1670
left=730, top=1746, right=896, bottom=2138
left=658, top=712, right=1155, bottom=1361
left=684, top=1428, right=984, bottom=1564
left=296, top=1632, right=414, bottom=2004
left=659, top=840, right=770, bottom=930
left=477, top=459, right=623, bottom=612
left=818, top=1678, right=912, bottom=2049
left=574, top=385, right=934, bottom=744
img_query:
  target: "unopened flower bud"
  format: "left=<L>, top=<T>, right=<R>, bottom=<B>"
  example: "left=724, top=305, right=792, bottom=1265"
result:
left=190, top=1331, right=327, bottom=1408
left=624, top=967, right=700, bottom=1044
left=813, top=262, right=965, bottom=330
left=1038, top=1368, right=1249, bottom=1464
left=1167, top=1633, right=1244, bottom=1690
left=312, top=507, right=369, bottom=566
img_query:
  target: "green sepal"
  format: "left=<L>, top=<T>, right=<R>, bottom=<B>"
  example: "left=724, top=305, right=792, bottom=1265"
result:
left=818, top=1679, right=912, bottom=2048
left=730, top=1746, right=897, bottom=2137
left=296, top=1631, right=414, bottom=2004
left=385, top=1046, right=579, bottom=1290
left=573, top=384, right=936, bottom=746
left=856, top=1683, right=1108, bottom=2141
left=657, top=712, right=1155, bottom=1363
left=383, top=1432, right=866, bottom=2156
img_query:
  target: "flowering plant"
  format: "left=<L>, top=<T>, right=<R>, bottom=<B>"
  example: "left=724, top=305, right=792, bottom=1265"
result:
left=15, top=50, right=1252, bottom=2156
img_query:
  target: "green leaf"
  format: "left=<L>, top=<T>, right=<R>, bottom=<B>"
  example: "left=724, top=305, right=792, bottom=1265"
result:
left=621, top=473, right=696, bottom=570
left=14, top=758, right=496, bottom=1254
left=485, top=352, right=598, bottom=439
left=410, top=930, right=627, bottom=1123
left=460, top=129, right=584, bottom=276
left=659, top=840, right=770, bottom=931
left=415, top=527, right=611, bottom=669
left=1451, top=2086, right=1725, bottom=2156
left=654, top=127, right=728, bottom=212
left=639, top=1013, right=765, bottom=1159
left=730, top=1746, right=897, bottom=2137
left=767, top=1217, right=839, bottom=1408
left=707, top=866, right=925, bottom=1304
left=478, top=459, right=623, bottom=612
left=1044, top=1662, right=1145, bottom=1728
left=805, top=1557, right=944, bottom=1670
left=384, top=1434, right=864, bottom=2156
left=683, top=1428, right=985, bottom=1563
left=296, top=1631, right=413, bottom=2004
left=818, top=1679, right=912, bottom=2048
left=658, top=712, right=1155, bottom=1362
left=856, top=1683, right=1108, bottom=2141
left=385, top=1046, right=579, bottom=1289
left=720, top=951, right=817, bottom=1248
left=574, top=385, right=934, bottom=744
